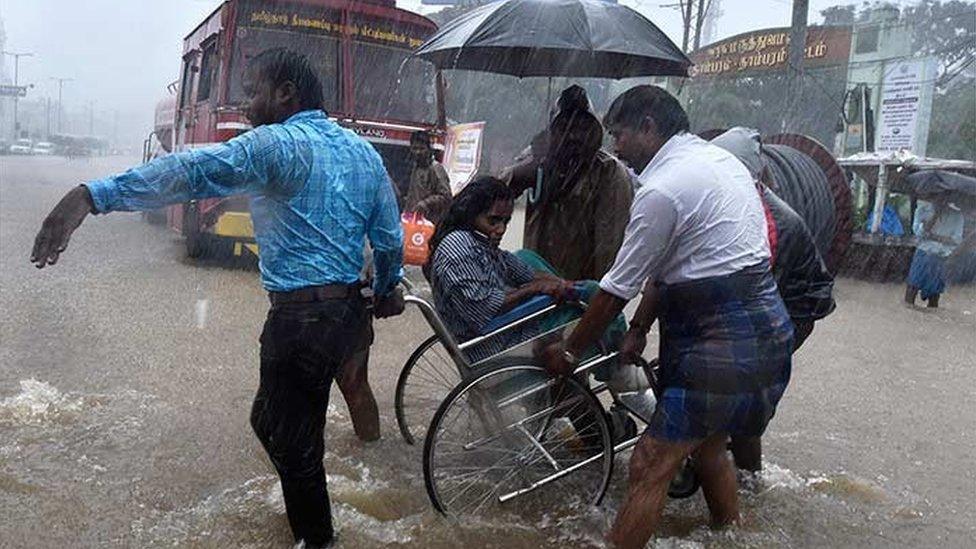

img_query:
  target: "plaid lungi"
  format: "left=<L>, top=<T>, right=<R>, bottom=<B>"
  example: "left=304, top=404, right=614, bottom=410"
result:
left=907, top=248, right=948, bottom=300
left=648, top=263, right=794, bottom=441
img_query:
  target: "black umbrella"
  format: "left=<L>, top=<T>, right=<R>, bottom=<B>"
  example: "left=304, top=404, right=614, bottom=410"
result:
left=412, top=0, right=691, bottom=79
left=905, top=170, right=976, bottom=209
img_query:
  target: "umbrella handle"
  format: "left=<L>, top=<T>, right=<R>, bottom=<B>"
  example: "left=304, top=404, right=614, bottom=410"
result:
left=528, top=165, right=544, bottom=205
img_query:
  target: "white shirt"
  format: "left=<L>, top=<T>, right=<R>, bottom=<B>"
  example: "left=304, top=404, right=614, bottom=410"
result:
left=600, top=133, right=769, bottom=300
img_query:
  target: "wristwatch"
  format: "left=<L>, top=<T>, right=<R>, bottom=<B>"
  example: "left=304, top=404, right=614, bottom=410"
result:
left=562, top=348, right=581, bottom=366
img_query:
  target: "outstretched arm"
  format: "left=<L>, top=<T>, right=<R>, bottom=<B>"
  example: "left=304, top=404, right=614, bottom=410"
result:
left=30, top=126, right=308, bottom=268
left=30, top=185, right=97, bottom=268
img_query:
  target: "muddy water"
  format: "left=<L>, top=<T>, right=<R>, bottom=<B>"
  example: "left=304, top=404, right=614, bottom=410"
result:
left=1, top=156, right=974, bottom=547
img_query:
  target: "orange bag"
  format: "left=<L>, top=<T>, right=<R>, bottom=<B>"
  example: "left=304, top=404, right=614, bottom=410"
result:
left=402, top=212, right=436, bottom=266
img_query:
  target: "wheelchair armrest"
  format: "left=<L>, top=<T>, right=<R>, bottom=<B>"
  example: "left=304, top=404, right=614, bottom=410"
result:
left=480, top=295, right=554, bottom=334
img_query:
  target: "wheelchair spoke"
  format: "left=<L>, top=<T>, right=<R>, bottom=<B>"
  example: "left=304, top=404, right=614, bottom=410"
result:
left=425, top=365, right=614, bottom=518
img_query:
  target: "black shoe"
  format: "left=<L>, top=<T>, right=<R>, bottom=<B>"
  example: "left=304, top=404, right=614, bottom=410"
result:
left=608, top=404, right=638, bottom=444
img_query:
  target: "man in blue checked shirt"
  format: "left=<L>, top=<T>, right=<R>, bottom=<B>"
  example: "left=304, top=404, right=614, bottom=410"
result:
left=30, top=49, right=403, bottom=548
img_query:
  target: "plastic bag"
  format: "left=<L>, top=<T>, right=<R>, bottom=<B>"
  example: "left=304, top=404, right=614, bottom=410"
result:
left=402, top=212, right=436, bottom=266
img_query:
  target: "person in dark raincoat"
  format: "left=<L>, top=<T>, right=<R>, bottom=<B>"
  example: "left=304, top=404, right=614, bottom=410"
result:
left=506, top=85, right=633, bottom=280
left=711, top=127, right=836, bottom=473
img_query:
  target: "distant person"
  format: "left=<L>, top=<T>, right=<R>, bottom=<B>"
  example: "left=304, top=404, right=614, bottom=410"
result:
left=30, top=48, right=405, bottom=549
left=542, top=86, right=793, bottom=548
left=506, top=85, right=633, bottom=280
left=905, top=197, right=965, bottom=308
left=403, top=130, right=452, bottom=224
left=711, top=127, right=836, bottom=473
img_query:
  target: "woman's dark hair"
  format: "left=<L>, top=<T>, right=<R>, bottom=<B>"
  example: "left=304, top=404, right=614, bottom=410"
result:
left=604, top=85, right=689, bottom=140
left=248, top=48, right=324, bottom=110
left=425, top=176, right=513, bottom=276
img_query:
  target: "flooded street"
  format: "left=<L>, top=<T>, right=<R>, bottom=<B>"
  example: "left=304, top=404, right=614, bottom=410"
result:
left=1, top=155, right=974, bottom=548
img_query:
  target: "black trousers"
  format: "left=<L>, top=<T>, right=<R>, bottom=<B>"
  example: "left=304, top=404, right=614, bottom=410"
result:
left=250, top=296, right=367, bottom=545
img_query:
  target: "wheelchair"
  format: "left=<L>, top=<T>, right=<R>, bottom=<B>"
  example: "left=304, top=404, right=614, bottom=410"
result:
left=394, top=279, right=699, bottom=518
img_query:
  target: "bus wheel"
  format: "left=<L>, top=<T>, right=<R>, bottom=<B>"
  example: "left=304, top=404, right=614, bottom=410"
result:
left=183, top=203, right=205, bottom=259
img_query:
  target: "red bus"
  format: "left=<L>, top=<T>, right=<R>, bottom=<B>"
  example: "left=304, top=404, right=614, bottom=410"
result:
left=167, top=0, right=445, bottom=258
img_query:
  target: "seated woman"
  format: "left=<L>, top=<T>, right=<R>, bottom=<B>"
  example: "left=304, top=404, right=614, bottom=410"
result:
left=427, top=177, right=652, bottom=440
left=426, top=176, right=573, bottom=364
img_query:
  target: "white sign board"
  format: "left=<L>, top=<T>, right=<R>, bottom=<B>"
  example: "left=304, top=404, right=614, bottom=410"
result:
left=442, top=122, right=485, bottom=195
left=875, top=57, right=936, bottom=155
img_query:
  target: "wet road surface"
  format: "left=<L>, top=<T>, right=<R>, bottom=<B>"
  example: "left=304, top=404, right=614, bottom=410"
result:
left=1, top=155, right=974, bottom=547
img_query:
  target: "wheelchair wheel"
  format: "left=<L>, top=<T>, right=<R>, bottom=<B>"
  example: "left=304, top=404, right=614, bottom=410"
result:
left=395, top=335, right=463, bottom=445
left=423, top=362, right=613, bottom=518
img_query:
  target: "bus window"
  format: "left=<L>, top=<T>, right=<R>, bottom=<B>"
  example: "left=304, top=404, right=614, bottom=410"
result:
left=178, top=54, right=196, bottom=110
left=353, top=42, right=436, bottom=124
left=228, top=27, right=339, bottom=111
left=197, top=40, right=217, bottom=102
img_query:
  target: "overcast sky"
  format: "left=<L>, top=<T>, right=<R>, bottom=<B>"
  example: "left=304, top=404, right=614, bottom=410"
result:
left=0, top=0, right=931, bottom=138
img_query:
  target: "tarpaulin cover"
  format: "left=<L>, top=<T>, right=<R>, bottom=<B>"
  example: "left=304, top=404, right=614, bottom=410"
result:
left=904, top=170, right=976, bottom=207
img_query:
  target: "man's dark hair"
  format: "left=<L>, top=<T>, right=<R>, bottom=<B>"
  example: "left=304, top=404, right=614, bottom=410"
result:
left=248, top=48, right=324, bottom=110
left=411, top=130, right=432, bottom=148
left=426, top=176, right=512, bottom=278
left=604, top=85, right=689, bottom=139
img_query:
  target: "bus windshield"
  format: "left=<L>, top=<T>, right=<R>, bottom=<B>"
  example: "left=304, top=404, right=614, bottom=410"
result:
left=229, top=30, right=435, bottom=124
left=352, top=42, right=437, bottom=124
left=228, top=26, right=341, bottom=111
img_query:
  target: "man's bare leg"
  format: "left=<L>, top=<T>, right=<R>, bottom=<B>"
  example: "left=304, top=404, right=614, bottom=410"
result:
left=608, top=434, right=694, bottom=548
left=728, top=435, right=762, bottom=473
left=904, top=285, right=919, bottom=306
left=336, top=347, right=380, bottom=442
left=692, top=432, right=739, bottom=527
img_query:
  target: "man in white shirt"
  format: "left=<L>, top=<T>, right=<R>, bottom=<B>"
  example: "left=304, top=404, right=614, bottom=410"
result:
left=543, top=86, right=794, bottom=548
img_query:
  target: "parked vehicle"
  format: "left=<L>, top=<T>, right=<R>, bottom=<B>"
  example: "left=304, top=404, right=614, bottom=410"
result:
left=31, top=142, right=55, bottom=155
left=162, top=0, right=446, bottom=259
left=9, top=138, right=33, bottom=155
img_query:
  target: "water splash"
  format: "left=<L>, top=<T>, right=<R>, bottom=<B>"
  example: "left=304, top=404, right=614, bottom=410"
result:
left=0, top=379, right=85, bottom=426
left=130, top=474, right=284, bottom=546
left=195, top=298, right=210, bottom=329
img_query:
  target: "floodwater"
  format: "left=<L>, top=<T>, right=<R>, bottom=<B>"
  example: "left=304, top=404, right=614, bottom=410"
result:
left=1, top=155, right=974, bottom=547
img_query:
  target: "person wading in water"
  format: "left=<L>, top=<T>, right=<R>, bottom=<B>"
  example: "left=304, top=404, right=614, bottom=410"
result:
left=30, top=48, right=404, bottom=548
left=543, top=86, right=794, bottom=548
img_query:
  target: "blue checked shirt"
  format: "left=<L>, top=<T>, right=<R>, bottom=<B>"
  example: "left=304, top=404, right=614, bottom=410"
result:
left=86, top=110, right=403, bottom=294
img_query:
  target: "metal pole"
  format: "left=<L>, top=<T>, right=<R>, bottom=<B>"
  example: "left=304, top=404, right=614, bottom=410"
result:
left=692, top=0, right=706, bottom=51
left=682, top=1, right=693, bottom=52
left=869, top=164, right=887, bottom=234
left=50, top=77, right=72, bottom=134
left=3, top=51, right=34, bottom=139
left=13, top=56, right=18, bottom=138
left=786, top=0, right=809, bottom=132
left=546, top=77, right=552, bottom=121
